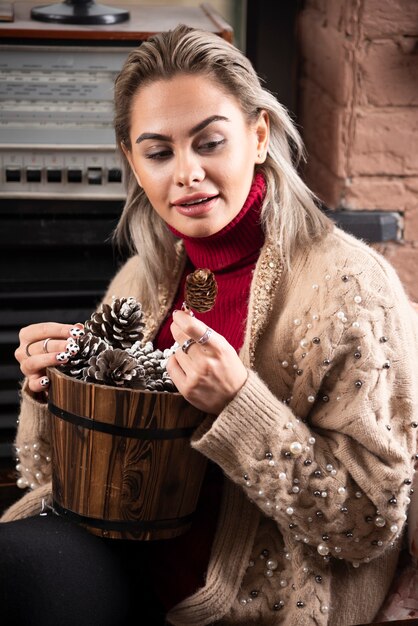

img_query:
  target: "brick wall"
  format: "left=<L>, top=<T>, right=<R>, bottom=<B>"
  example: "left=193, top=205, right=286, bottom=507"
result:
left=297, top=0, right=418, bottom=300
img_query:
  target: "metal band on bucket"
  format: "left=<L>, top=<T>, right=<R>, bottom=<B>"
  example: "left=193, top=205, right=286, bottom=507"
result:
left=52, top=500, right=195, bottom=532
left=48, top=402, right=196, bottom=440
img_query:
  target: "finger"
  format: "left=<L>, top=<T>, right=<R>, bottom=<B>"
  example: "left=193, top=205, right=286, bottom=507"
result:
left=166, top=354, right=188, bottom=389
left=27, top=375, right=51, bottom=395
left=171, top=311, right=218, bottom=347
left=20, top=351, right=70, bottom=377
left=171, top=311, right=210, bottom=340
left=27, top=338, right=76, bottom=358
left=171, top=327, right=199, bottom=355
left=19, top=322, right=80, bottom=345
left=16, top=323, right=84, bottom=362
left=15, top=338, right=76, bottom=365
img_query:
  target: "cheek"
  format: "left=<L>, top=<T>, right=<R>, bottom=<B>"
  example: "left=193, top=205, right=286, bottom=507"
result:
left=136, top=164, right=170, bottom=196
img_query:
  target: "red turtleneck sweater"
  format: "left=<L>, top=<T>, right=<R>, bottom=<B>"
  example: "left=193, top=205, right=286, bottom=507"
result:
left=150, top=173, right=266, bottom=610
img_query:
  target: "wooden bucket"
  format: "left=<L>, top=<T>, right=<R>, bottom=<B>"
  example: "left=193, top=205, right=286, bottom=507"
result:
left=47, top=367, right=208, bottom=540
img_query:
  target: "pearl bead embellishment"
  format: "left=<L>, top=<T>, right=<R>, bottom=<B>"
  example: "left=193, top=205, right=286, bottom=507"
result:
left=289, top=441, right=303, bottom=456
left=317, top=543, right=330, bottom=556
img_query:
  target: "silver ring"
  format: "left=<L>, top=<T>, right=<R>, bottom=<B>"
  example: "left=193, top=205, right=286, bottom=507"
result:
left=181, top=338, right=196, bottom=354
left=197, top=327, right=213, bottom=345
left=43, top=338, right=52, bottom=354
left=25, top=341, right=37, bottom=357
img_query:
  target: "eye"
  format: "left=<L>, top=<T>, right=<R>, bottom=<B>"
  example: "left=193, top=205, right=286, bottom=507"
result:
left=198, top=138, right=226, bottom=152
left=145, top=149, right=172, bottom=161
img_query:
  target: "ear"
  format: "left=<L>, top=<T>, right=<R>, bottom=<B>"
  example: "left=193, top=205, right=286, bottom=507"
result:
left=254, top=110, right=270, bottom=164
left=120, top=142, right=143, bottom=188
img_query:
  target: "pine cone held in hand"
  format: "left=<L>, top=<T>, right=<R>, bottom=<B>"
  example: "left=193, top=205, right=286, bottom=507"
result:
left=184, top=268, right=218, bottom=312
left=85, top=297, right=144, bottom=349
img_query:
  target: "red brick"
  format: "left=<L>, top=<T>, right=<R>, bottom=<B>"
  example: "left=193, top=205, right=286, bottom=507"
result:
left=361, top=0, right=418, bottom=38
left=372, top=242, right=418, bottom=302
left=343, top=176, right=418, bottom=211
left=350, top=108, right=418, bottom=176
left=358, top=40, right=418, bottom=107
left=301, top=1, right=357, bottom=37
left=404, top=206, right=418, bottom=242
left=299, top=78, right=348, bottom=178
left=301, top=157, right=345, bottom=208
left=403, top=179, right=418, bottom=241
left=299, top=10, right=353, bottom=106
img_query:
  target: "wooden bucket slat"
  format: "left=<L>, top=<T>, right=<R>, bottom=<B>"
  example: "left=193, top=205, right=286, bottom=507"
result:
left=48, top=367, right=207, bottom=540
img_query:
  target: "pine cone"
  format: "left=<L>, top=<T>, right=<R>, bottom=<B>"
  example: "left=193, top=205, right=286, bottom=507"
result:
left=60, top=333, right=110, bottom=379
left=127, top=342, right=178, bottom=392
left=184, top=268, right=218, bottom=312
left=85, top=297, right=144, bottom=349
left=84, top=348, right=144, bottom=388
left=145, top=372, right=177, bottom=393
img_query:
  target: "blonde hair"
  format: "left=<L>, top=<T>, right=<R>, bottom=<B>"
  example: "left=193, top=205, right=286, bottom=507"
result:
left=113, top=25, right=331, bottom=315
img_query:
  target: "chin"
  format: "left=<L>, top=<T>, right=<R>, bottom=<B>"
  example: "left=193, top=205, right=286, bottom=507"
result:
left=179, top=220, right=223, bottom=239
left=185, top=227, right=215, bottom=239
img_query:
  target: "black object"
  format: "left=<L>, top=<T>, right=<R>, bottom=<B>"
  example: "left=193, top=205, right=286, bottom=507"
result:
left=49, top=403, right=197, bottom=441
left=53, top=500, right=195, bottom=533
left=31, top=0, right=130, bottom=25
left=0, top=514, right=166, bottom=626
left=323, top=208, right=400, bottom=243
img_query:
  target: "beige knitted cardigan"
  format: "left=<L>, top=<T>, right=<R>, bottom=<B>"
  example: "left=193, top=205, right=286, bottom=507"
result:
left=2, top=226, right=418, bottom=626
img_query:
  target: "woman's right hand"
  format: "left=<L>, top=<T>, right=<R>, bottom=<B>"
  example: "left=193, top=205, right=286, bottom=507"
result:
left=15, top=322, right=85, bottom=394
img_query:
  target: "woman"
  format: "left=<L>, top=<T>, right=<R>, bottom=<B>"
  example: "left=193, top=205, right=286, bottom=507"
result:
left=2, top=25, right=418, bottom=626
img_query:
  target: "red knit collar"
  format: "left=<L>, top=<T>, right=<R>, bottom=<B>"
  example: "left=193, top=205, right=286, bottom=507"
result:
left=168, top=173, right=266, bottom=272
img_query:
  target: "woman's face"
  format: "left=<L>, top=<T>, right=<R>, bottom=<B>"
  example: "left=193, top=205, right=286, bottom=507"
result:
left=123, top=73, right=269, bottom=238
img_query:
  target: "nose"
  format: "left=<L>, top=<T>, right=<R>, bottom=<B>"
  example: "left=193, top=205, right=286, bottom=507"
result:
left=173, top=150, right=205, bottom=187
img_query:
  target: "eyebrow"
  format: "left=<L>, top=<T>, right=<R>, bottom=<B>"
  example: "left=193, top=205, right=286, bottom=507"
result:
left=135, top=115, right=229, bottom=144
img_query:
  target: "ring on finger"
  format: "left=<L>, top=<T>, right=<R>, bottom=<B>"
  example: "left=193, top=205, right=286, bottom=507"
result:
left=181, top=338, right=196, bottom=354
left=43, top=338, right=52, bottom=354
left=25, top=341, right=37, bottom=357
left=197, top=327, right=213, bottom=345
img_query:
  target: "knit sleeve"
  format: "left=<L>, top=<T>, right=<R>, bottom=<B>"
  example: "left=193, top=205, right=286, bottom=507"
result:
left=13, top=379, right=53, bottom=491
left=191, top=259, right=418, bottom=567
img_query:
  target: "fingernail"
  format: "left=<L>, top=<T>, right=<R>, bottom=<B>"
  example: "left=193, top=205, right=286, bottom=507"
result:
left=40, top=377, right=49, bottom=387
left=172, top=309, right=179, bottom=315
left=66, top=343, right=80, bottom=356
left=56, top=352, right=69, bottom=362
left=181, top=302, right=195, bottom=317
left=70, top=327, right=84, bottom=338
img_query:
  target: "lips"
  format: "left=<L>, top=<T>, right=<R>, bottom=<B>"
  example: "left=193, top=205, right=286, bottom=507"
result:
left=171, top=193, right=220, bottom=217
left=171, top=193, right=219, bottom=207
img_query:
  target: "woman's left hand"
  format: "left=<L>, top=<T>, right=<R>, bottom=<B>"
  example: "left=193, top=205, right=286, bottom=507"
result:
left=167, top=310, right=248, bottom=415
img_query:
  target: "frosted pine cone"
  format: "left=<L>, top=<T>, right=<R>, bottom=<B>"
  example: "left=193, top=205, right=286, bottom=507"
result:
left=84, top=348, right=144, bottom=388
left=60, top=333, right=110, bottom=379
left=85, top=297, right=144, bottom=349
left=128, top=342, right=178, bottom=392
left=145, top=372, right=177, bottom=392
left=184, top=268, right=218, bottom=312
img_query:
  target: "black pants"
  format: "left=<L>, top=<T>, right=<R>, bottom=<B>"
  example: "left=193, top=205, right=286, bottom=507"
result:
left=0, top=512, right=167, bottom=626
